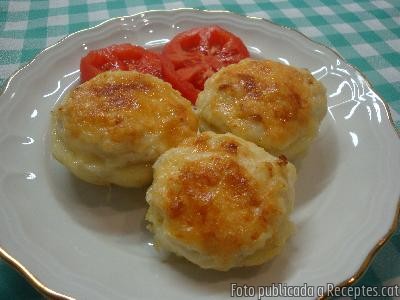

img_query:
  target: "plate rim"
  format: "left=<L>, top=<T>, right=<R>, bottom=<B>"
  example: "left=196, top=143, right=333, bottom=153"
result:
left=0, top=8, right=399, bottom=300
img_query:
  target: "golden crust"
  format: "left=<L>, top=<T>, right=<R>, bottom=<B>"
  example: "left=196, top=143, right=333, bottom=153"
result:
left=52, top=70, right=198, bottom=187
left=195, top=59, right=327, bottom=160
left=146, top=132, right=296, bottom=270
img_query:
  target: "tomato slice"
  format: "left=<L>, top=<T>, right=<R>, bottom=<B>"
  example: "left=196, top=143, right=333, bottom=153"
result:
left=80, top=44, right=162, bottom=82
left=161, top=26, right=249, bottom=103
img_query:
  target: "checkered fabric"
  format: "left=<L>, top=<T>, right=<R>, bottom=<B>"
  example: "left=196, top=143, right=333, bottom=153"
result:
left=0, top=1, right=399, bottom=299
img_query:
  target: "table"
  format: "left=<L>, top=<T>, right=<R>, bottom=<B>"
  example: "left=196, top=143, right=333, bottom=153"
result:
left=0, top=1, right=399, bottom=299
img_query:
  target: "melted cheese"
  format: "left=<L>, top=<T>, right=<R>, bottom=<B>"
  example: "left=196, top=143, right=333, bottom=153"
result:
left=196, top=59, right=327, bottom=160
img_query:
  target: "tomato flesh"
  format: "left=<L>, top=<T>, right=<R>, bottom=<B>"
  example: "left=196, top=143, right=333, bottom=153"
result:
left=80, top=44, right=162, bottom=82
left=161, top=26, right=249, bottom=103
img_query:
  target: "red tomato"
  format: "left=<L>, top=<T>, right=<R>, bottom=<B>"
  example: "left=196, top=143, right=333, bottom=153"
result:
left=161, top=26, right=249, bottom=103
left=80, top=44, right=162, bottom=82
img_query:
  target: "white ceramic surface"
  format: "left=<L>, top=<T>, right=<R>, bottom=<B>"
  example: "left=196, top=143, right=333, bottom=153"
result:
left=0, top=9, right=399, bottom=300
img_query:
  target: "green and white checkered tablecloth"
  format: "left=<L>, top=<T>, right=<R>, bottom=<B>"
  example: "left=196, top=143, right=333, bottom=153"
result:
left=0, top=1, right=399, bottom=299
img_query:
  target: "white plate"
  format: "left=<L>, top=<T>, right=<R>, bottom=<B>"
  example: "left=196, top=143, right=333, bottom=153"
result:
left=0, top=9, right=399, bottom=300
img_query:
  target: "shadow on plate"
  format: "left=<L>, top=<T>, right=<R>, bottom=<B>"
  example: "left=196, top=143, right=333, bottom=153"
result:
left=293, top=119, right=338, bottom=207
left=158, top=237, right=295, bottom=289
left=49, top=162, right=149, bottom=237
